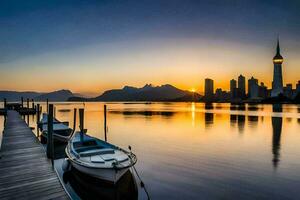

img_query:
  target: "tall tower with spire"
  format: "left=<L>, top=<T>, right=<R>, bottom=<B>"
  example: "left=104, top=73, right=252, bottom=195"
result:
left=271, top=39, right=284, bottom=97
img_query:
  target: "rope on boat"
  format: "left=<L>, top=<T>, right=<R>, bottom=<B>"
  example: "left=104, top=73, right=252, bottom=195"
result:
left=132, top=165, right=151, bottom=200
left=129, top=146, right=151, bottom=200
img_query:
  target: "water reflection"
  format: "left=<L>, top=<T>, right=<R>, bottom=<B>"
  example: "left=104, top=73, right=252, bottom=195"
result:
left=63, top=168, right=138, bottom=200
left=109, top=110, right=175, bottom=118
left=230, top=104, right=246, bottom=133
left=271, top=104, right=283, bottom=169
left=205, top=103, right=214, bottom=110
left=204, top=113, right=214, bottom=129
left=298, top=107, right=300, bottom=124
left=248, top=104, right=259, bottom=111
left=273, top=104, right=283, bottom=113
left=272, top=116, right=282, bottom=169
left=230, top=114, right=237, bottom=126
left=248, top=116, right=259, bottom=122
left=238, top=115, right=245, bottom=134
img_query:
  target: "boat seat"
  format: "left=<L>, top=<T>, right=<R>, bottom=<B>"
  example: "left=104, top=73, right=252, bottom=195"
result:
left=79, top=148, right=115, bottom=157
left=115, top=154, right=129, bottom=162
left=90, top=155, right=105, bottom=163
left=100, top=154, right=115, bottom=161
left=100, top=154, right=129, bottom=162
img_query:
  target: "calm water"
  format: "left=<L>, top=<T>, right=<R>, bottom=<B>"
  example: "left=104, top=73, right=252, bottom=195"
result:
left=1, top=102, right=300, bottom=199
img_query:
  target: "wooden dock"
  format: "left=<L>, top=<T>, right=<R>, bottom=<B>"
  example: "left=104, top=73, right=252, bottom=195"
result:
left=0, top=111, right=69, bottom=200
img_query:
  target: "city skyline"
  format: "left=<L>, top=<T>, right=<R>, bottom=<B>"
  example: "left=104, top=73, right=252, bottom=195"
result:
left=204, top=39, right=299, bottom=100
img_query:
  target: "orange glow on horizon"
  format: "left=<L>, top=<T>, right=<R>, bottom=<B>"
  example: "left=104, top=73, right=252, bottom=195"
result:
left=0, top=38, right=299, bottom=95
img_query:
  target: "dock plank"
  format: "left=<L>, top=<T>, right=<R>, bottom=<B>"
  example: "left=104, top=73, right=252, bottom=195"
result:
left=0, top=111, right=69, bottom=200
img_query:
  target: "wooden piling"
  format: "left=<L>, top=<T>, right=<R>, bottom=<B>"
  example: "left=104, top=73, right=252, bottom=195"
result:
left=31, top=99, right=34, bottom=109
left=27, top=113, right=29, bottom=125
left=46, top=99, right=49, bottom=113
left=104, top=104, right=107, bottom=142
left=37, top=104, right=40, bottom=137
left=21, top=97, right=24, bottom=108
left=27, top=98, right=29, bottom=108
left=79, top=108, right=84, bottom=142
left=47, top=104, right=54, bottom=161
left=72, top=108, right=77, bottom=132
left=4, top=98, right=7, bottom=108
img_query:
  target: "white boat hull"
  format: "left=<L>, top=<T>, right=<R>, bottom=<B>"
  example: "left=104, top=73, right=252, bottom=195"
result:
left=70, top=161, right=130, bottom=184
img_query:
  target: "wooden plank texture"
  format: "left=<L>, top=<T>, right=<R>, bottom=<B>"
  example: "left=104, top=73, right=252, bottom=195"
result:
left=0, top=111, right=69, bottom=200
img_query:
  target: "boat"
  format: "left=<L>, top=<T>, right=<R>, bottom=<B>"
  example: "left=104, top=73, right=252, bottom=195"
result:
left=38, top=113, right=73, bottom=143
left=65, top=131, right=137, bottom=184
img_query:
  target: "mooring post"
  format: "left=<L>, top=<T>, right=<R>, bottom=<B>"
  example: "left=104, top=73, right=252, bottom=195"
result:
left=26, top=98, right=29, bottom=108
left=104, top=104, right=107, bottom=142
left=79, top=108, right=84, bottom=143
left=21, top=97, right=24, bottom=108
left=26, top=98, right=29, bottom=124
left=47, top=104, right=54, bottom=162
left=72, top=108, right=77, bottom=133
left=32, top=99, right=34, bottom=109
left=37, top=104, right=40, bottom=137
left=46, top=99, right=49, bottom=113
left=54, top=106, right=56, bottom=118
left=4, top=98, right=7, bottom=109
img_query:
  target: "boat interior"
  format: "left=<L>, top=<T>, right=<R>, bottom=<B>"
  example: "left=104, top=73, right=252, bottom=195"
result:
left=71, top=133, right=130, bottom=164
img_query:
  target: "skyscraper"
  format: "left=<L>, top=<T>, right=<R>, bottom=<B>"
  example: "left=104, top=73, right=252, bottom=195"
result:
left=230, top=79, right=237, bottom=93
left=271, top=39, right=284, bottom=97
left=296, top=81, right=300, bottom=94
left=248, top=76, right=259, bottom=98
left=283, top=83, right=293, bottom=99
left=258, top=82, right=268, bottom=98
left=230, top=79, right=237, bottom=99
left=205, top=78, right=214, bottom=99
left=238, top=74, right=246, bottom=98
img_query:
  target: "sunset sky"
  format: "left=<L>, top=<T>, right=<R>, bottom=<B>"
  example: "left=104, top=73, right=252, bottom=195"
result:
left=0, top=0, right=300, bottom=96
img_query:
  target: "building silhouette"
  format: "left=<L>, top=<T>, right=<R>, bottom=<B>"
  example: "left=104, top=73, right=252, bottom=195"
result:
left=238, top=74, right=246, bottom=98
left=248, top=77, right=259, bottom=99
left=258, top=82, right=268, bottom=98
left=271, top=39, right=284, bottom=97
left=283, top=83, right=293, bottom=99
left=204, top=78, right=214, bottom=100
left=230, top=79, right=237, bottom=99
left=215, top=88, right=222, bottom=100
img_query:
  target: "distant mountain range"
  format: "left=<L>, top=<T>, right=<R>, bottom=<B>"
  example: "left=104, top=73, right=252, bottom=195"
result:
left=0, top=89, right=75, bottom=102
left=1, top=84, right=299, bottom=103
left=0, top=91, right=41, bottom=102
left=34, top=90, right=74, bottom=101
left=69, top=84, right=202, bottom=102
left=0, top=84, right=202, bottom=102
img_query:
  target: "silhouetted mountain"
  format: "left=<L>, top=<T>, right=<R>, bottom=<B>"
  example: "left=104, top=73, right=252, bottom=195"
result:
left=35, top=89, right=74, bottom=101
left=93, top=84, right=198, bottom=101
left=68, top=96, right=89, bottom=101
left=0, top=91, right=41, bottom=101
left=171, top=93, right=203, bottom=102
